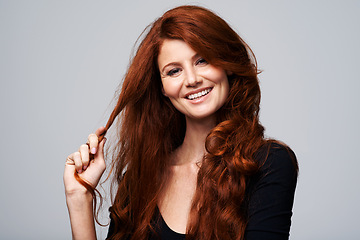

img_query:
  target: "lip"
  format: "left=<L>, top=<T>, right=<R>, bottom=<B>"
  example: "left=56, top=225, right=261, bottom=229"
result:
left=184, top=87, right=213, bottom=99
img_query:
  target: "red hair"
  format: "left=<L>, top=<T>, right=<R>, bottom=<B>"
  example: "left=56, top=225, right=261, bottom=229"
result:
left=79, top=5, right=278, bottom=240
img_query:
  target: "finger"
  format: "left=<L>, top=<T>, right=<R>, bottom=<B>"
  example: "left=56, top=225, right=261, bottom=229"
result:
left=73, top=151, right=83, bottom=173
left=79, top=144, right=90, bottom=170
left=95, top=137, right=107, bottom=159
left=95, top=126, right=106, bottom=137
left=87, top=134, right=99, bottom=155
left=87, top=127, right=106, bottom=155
left=92, top=137, right=107, bottom=172
left=64, top=153, right=76, bottom=183
left=95, top=126, right=107, bottom=142
left=65, top=153, right=75, bottom=166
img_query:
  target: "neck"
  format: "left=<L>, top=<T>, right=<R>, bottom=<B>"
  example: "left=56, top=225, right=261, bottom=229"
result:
left=172, top=116, right=216, bottom=165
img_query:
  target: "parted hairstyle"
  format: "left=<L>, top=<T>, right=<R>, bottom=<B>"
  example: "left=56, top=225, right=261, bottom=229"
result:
left=77, top=5, right=283, bottom=240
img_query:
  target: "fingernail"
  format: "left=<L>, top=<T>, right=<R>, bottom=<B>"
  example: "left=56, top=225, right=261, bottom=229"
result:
left=78, top=169, right=83, bottom=174
left=91, top=148, right=97, bottom=154
left=83, top=165, right=88, bottom=170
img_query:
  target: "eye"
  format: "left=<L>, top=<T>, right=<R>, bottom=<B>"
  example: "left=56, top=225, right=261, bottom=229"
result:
left=167, top=68, right=182, bottom=76
left=196, top=57, right=208, bottom=66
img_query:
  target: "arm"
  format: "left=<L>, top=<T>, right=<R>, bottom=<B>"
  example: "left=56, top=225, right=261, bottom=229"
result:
left=66, top=190, right=96, bottom=240
left=245, top=145, right=298, bottom=240
left=64, top=127, right=107, bottom=240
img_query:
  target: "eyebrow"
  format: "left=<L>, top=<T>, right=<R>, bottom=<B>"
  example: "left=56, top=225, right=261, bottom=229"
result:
left=160, top=53, right=201, bottom=74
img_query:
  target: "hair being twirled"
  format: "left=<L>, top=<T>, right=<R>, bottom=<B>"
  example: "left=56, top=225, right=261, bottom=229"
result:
left=79, top=5, right=270, bottom=240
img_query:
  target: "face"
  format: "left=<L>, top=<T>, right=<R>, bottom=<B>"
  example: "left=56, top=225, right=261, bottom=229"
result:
left=158, top=39, right=229, bottom=122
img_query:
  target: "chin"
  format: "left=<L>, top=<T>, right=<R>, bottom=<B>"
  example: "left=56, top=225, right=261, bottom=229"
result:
left=186, top=111, right=218, bottom=122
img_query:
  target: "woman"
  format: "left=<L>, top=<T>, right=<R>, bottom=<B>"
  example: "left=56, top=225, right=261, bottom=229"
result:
left=64, top=5, right=298, bottom=240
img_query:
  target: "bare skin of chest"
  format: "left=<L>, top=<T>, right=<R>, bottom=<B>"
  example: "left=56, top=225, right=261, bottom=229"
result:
left=157, top=163, right=199, bottom=234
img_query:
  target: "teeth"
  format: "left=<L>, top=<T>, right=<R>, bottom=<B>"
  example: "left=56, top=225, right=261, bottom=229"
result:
left=187, top=88, right=211, bottom=100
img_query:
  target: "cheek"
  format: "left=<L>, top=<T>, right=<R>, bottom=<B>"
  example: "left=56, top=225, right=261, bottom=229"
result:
left=162, top=80, right=182, bottom=98
left=216, top=71, right=229, bottom=83
left=206, top=67, right=228, bottom=83
left=215, top=70, right=230, bottom=99
left=213, top=70, right=229, bottom=89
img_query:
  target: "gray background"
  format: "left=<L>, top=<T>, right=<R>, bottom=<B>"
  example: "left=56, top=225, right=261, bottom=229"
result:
left=1, top=0, right=359, bottom=239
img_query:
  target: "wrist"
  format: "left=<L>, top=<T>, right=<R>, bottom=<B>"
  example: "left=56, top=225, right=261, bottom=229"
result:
left=65, top=186, right=93, bottom=197
left=66, top=190, right=93, bottom=210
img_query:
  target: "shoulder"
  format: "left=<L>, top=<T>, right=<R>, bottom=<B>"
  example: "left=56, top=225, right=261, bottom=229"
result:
left=245, top=142, right=298, bottom=238
left=255, top=142, right=298, bottom=180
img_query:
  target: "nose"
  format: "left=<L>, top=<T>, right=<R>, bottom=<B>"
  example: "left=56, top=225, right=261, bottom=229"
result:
left=185, top=67, right=201, bottom=87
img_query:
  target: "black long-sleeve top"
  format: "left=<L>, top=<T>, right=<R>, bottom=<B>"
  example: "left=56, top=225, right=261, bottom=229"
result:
left=107, top=143, right=298, bottom=240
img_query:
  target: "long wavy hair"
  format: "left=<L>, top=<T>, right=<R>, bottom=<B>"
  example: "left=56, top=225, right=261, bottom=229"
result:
left=81, top=5, right=271, bottom=240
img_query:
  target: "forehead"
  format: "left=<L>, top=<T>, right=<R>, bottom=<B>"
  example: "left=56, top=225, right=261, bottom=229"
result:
left=157, top=39, right=198, bottom=68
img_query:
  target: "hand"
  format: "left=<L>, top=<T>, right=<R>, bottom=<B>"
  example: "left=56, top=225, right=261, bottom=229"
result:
left=64, top=127, right=107, bottom=196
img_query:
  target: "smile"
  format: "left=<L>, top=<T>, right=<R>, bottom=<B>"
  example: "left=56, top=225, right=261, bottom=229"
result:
left=186, top=88, right=212, bottom=100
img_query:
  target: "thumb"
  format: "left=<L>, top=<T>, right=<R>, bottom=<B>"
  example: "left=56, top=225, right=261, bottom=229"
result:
left=94, top=137, right=106, bottom=161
